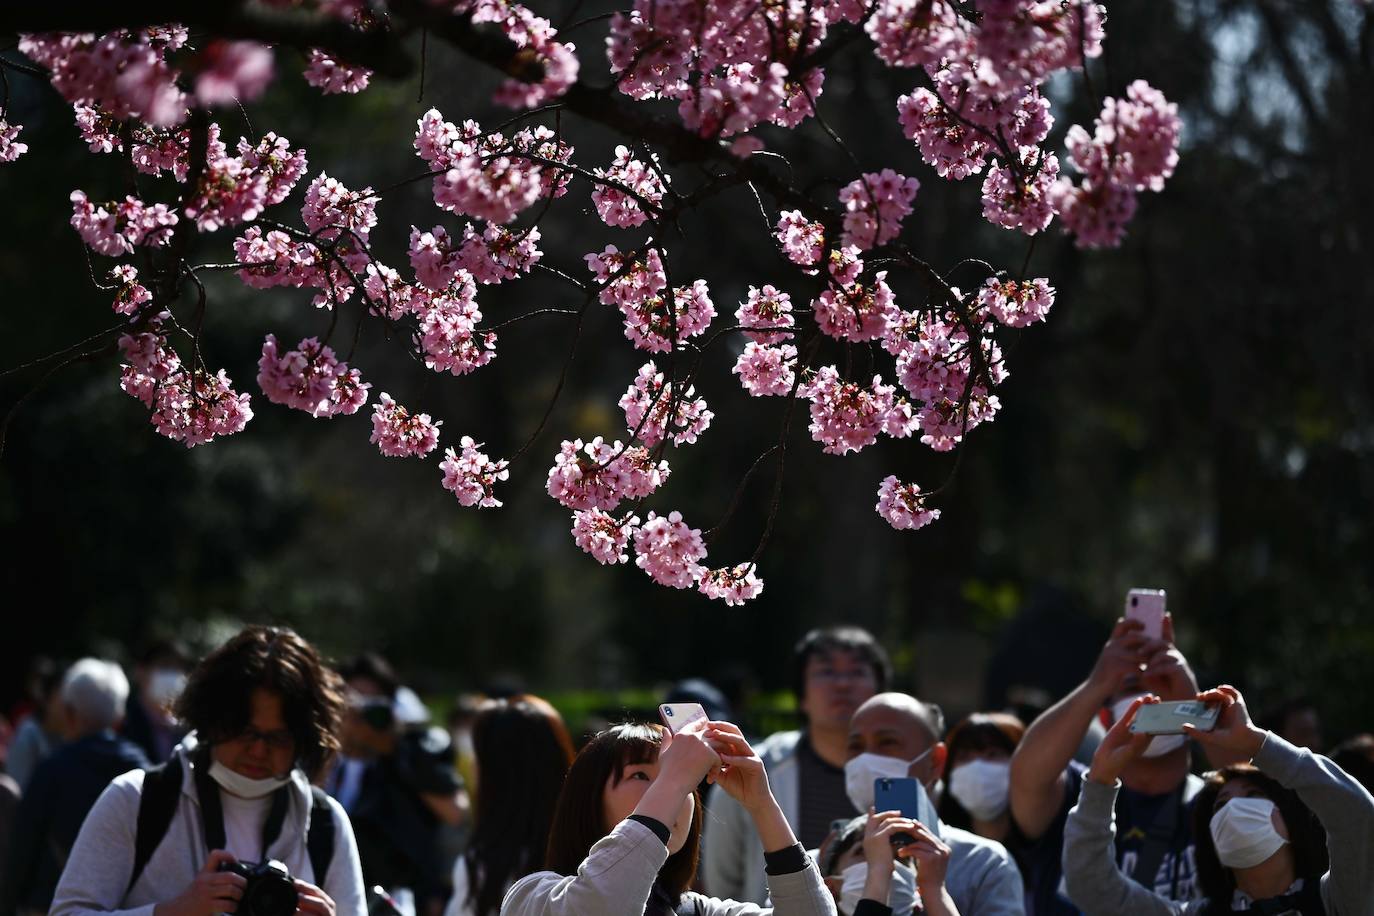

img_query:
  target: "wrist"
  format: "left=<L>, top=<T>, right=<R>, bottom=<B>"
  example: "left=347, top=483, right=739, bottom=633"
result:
left=1086, top=765, right=1119, bottom=787
left=1242, top=726, right=1267, bottom=758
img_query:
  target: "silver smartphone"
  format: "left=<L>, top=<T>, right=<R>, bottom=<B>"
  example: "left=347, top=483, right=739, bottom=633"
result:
left=1129, top=699, right=1219, bottom=735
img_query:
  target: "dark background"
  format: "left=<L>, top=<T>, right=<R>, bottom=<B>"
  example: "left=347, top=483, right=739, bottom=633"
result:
left=1, top=1, right=1370, bottom=738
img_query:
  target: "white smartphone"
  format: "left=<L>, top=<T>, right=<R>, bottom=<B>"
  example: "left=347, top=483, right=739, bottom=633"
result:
left=1125, top=588, right=1167, bottom=640
left=1129, top=699, right=1219, bottom=735
left=658, top=702, right=709, bottom=736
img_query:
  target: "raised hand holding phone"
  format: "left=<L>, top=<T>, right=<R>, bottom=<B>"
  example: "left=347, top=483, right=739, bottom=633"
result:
left=658, top=702, right=709, bottom=737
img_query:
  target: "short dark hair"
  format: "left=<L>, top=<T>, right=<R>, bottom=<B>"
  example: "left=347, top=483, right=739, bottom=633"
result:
left=466, top=695, right=574, bottom=916
left=138, top=638, right=191, bottom=671
left=1192, top=765, right=1327, bottom=908
left=1330, top=734, right=1374, bottom=794
left=175, top=625, right=344, bottom=778
left=817, top=814, right=867, bottom=877
left=791, top=626, right=892, bottom=705
left=937, top=712, right=1025, bottom=829
left=338, top=651, right=400, bottom=699
left=544, top=724, right=701, bottom=899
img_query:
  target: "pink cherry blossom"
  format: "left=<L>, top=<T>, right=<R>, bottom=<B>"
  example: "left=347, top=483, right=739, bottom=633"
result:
left=981, top=149, right=1059, bottom=234
left=976, top=276, right=1055, bottom=327
left=20, top=30, right=188, bottom=127
left=70, top=190, right=178, bottom=255
left=634, top=510, right=707, bottom=589
left=897, top=89, right=989, bottom=181
left=257, top=334, right=370, bottom=417
left=440, top=436, right=510, bottom=507
left=592, top=145, right=667, bottom=228
left=876, top=475, right=941, bottom=531
left=698, top=563, right=764, bottom=605
left=838, top=169, right=919, bottom=250
left=194, top=41, right=275, bottom=106
left=619, top=361, right=713, bottom=446
left=0, top=120, right=27, bottom=162
left=775, top=210, right=825, bottom=267
left=110, top=265, right=152, bottom=316
left=571, top=509, right=640, bottom=565
left=545, top=437, right=670, bottom=511
left=806, top=368, right=905, bottom=456
left=735, top=285, right=795, bottom=344
left=302, top=172, right=378, bottom=242
left=733, top=342, right=797, bottom=397
left=812, top=273, right=899, bottom=343
left=303, top=49, right=372, bottom=94
left=865, top=0, right=964, bottom=70
left=1049, top=177, right=1138, bottom=249
left=370, top=393, right=442, bottom=457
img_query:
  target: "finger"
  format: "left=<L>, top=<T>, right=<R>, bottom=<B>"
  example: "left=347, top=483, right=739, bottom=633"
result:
left=1180, top=723, right=1215, bottom=744
left=204, top=849, right=238, bottom=873
left=212, top=873, right=249, bottom=889
left=707, top=721, right=746, bottom=740
left=1113, top=617, right=1145, bottom=637
left=1161, top=612, right=1175, bottom=644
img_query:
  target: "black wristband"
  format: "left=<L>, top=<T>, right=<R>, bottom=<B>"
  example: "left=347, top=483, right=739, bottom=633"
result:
left=627, top=814, right=672, bottom=846
left=762, top=842, right=808, bottom=876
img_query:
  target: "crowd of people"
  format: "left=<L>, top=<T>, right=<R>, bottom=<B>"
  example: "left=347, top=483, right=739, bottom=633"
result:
left=0, top=620, right=1371, bottom=916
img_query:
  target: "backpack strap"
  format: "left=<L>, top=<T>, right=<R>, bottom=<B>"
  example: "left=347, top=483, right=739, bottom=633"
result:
left=307, top=786, right=335, bottom=885
left=128, top=758, right=184, bottom=895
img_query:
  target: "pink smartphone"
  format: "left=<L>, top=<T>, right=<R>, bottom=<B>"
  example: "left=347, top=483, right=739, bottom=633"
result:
left=1125, top=588, right=1167, bottom=640
left=658, top=702, right=709, bottom=736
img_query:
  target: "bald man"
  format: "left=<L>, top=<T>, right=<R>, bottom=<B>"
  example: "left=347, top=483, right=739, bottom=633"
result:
left=842, top=693, right=1025, bottom=915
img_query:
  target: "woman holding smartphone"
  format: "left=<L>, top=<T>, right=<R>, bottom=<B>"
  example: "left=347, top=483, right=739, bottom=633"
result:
left=1062, top=686, right=1374, bottom=915
left=500, top=720, right=835, bottom=916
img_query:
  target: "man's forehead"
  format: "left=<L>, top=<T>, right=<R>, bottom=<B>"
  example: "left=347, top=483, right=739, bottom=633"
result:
left=808, top=647, right=868, bottom=667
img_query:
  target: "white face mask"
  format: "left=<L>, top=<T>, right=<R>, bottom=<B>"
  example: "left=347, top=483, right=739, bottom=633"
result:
left=146, top=669, right=187, bottom=709
left=1209, top=796, right=1288, bottom=869
left=844, top=748, right=932, bottom=813
left=208, top=760, right=292, bottom=799
left=1110, top=696, right=1187, bottom=758
left=948, top=759, right=1010, bottom=821
left=838, top=861, right=918, bottom=916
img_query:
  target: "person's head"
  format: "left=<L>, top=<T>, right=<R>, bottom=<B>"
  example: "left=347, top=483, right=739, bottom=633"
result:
left=175, top=625, right=344, bottom=781
left=816, top=815, right=918, bottom=916
left=844, top=692, right=946, bottom=811
left=60, top=658, right=130, bottom=737
left=135, top=638, right=191, bottom=714
left=1265, top=697, right=1324, bottom=751
left=938, top=712, right=1025, bottom=829
left=26, top=656, right=67, bottom=733
left=1193, top=764, right=1327, bottom=902
left=1329, top=733, right=1374, bottom=794
left=545, top=724, right=701, bottom=897
left=338, top=652, right=401, bottom=756
left=467, top=695, right=575, bottom=916
left=793, top=626, right=891, bottom=732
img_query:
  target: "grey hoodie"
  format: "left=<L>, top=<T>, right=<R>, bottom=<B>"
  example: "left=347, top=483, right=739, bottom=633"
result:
left=1061, top=732, right=1374, bottom=916
left=49, top=738, right=367, bottom=916
left=500, top=818, right=835, bottom=916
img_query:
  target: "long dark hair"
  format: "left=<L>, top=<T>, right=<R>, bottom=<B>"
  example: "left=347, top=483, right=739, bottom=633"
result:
left=1193, top=765, right=1328, bottom=913
left=464, top=694, right=574, bottom=916
left=545, top=724, right=702, bottom=901
left=936, top=712, right=1025, bottom=830
left=174, top=625, right=344, bottom=778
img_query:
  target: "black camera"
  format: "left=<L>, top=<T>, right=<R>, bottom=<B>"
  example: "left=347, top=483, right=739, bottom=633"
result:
left=219, top=859, right=298, bottom=916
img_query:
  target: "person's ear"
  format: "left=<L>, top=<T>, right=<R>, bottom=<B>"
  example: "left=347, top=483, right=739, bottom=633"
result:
left=930, top=742, right=949, bottom=783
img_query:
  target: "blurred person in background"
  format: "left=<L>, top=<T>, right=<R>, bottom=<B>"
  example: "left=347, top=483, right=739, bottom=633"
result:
left=331, top=653, right=467, bottom=916
left=5, top=658, right=66, bottom=791
left=1261, top=698, right=1324, bottom=754
left=503, top=720, right=836, bottom=916
left=938, top=713, right=1027, bottom=844
left=2, top=659, right=149, bottom=915
left=443, top=694, right=573, bottom=916
left=1063, top=686, right=1374, bottom=915
left=48, top=625, right=364, bottom=916
left=1327, top=734, right=1374, bottom=795
left=1010, top=616, right=1205, bottom=912
left=842, top=693, right=1025, bottom=915
left=703, top=626, right=890, bottom=904
left=122, top=639, right=191, bottom=764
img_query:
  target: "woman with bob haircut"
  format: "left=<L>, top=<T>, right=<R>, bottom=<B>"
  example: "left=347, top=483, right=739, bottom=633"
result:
left=51, top=625, right=367, bottom=916
left=446, top=694, right=575, bottom=916
left=500, top=720, right=837, bottom=916
left=937, top=712, right=1027, bottom=842
left=1062, top=685, right=1374, bottom=915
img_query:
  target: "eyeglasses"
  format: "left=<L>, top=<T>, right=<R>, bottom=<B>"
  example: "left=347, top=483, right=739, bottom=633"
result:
left=229, top=726, right=295, bottom=751
left=807, top=666, right=877, bottom=685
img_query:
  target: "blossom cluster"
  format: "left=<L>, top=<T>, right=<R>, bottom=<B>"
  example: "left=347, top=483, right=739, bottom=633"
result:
left=370, top=393, right=442, bottom=457
left=440, top=436, right=510, bottom=507
left=257, top=334, right=370, bottom=418
left=619, top=361, right=714, bottom=447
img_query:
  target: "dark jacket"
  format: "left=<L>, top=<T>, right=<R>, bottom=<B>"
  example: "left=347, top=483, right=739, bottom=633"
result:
left=0, top=731, right=149, bottom=914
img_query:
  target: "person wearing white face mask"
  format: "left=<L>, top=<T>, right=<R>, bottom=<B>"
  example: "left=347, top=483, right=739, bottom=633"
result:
left=49, top=626, right=367, bottom=916
left=840, top=693, right=1025, bottom=915
left=1063, top=685, right=1374, bottom=915
left=938, top=714, right=1027, bottom=844
left=124, top=639, right=191, bottom=765
left=1009, top=615, right=1211, bottom=913
left=816, top=811, right=954, bottom=916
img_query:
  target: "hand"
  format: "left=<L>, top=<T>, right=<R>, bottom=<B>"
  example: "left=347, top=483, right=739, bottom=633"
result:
left=294, top=879, right=337, bottom=916
left=862, top=809, right=920, bottom=869
left=1183, top=685, right=1266, bottom=759
left=1139, top=615, right=1200, bottom=701
left=894, top=820, right=951, bottom=893
left=1086, top=619, right=1151, bottom=701
left=1086, top=694, right=1157, bottom=786
left=657, top=727, right=721, bottom=793
left=154, top=850, right=245, bottom=916
left=702, top=722, right=772, bottom=813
